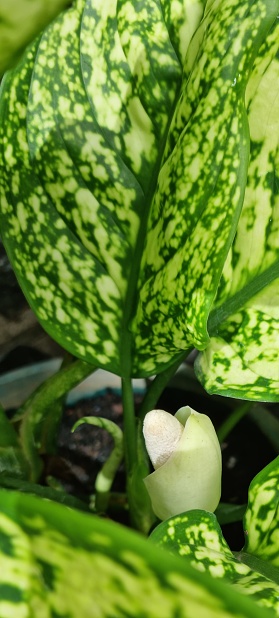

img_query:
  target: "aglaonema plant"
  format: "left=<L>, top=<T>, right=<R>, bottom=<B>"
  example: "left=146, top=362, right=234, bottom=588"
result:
left=0, top=0, right=279, bottom=616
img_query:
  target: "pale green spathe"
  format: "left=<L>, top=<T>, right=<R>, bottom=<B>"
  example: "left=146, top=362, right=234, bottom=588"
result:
left=144, top=406, right=222, bottom=521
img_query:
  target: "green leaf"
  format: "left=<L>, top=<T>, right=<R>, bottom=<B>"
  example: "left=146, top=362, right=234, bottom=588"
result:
left=150, top=509, right=279, bottom=615
left=0, top=476, right=90, bottom=511
left=0, top=0, right=204, bottom=377
left=2, top=1, right=278, bottom=379
left=241, top=455, right=279, bottom=568
left=0, top=0, right=71, bottom=74
left=215, top=502, right=247, bottom=525
left=0, top=488, right=276, bottom=618
left=196, top=20, right=279, bottom=401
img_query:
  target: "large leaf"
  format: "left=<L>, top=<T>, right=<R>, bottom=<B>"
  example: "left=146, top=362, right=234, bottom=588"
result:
left=1, top=0, right=278, bottom=379
left=150, top=510, right=279, bottom=615
left=0, top=0, right=204, bottom=377
left=0, top=0, right=71, bottom=74
left=196, top=19, right=279, bottom=401
left=0, top=488, right=276, bottom=618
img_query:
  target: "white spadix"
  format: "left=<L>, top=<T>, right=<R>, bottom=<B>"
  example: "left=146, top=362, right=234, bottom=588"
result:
left=143, top=406, right=222, bottom=521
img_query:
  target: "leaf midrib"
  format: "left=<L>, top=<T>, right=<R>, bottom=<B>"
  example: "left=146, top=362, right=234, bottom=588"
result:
left=119, top=79, right=183, bottom=375
left=235, top=550, right=279, bottom=585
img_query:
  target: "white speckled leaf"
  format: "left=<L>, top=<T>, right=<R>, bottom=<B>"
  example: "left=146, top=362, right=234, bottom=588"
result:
left=131, top=0, right=279, bottom=374
left=196, top=21, right=279, bottom=401
left=1, top=0, right=279, bottom=380
left=0, top=488, right=276, bottom=618
left=242, top=456, right=279, bottom=568
left=151, top=510, right=279, bottom=615
left=0, top=0, right=204, bottom=377
left=0, top=0, right=70, bottom=74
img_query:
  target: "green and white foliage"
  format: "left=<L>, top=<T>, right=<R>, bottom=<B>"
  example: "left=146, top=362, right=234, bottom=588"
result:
left=241, top=455, right=279, bottom=569
left=150, top=456, right=279, bottom=616
left=0, top=0, right=71, bottom=74
left=0, top=487, right=275, bottom=618
left=0, top=0, right=205, bottom=377
left=132, top=0, right=278, bottom=367
left=196, top=18, right=279, bottom=401
left=1, top=0, right=279, bottom=392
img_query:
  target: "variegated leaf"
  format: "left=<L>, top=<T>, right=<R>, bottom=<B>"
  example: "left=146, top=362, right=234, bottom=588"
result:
left=0, top=0, right=71, bottom=74
left=1, top=0, right=279, bottom=380
left=241, top=456, right=279, bottom=568
left=0, top=489, right=272, bottom=618
left=196, top=20, right=279, bottom=401
left=150, top=509, right=279, bottom=615
left=0, top=0, right=204, bottom=377
left=132, top=0, right=279, bottom=374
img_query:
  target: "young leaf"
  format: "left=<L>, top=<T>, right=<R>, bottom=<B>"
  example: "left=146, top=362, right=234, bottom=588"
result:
left=0, top=488, right=276, bottom=618
left=196, top=22, right=279, bottom=401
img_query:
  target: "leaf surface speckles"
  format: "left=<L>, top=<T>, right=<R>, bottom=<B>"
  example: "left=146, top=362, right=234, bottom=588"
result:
left=196, top=21, right=279, bottom=400
left=0, top=489, right=276, bottom=618
left=151, top=509, right=279, bottom=615
left=131, top=0, right=279, bottom=375
left=242, top=456, right=279, bottom=568
left=1, top=0, right=203, bottom=377
left=1, top=0, right=279, bottom=383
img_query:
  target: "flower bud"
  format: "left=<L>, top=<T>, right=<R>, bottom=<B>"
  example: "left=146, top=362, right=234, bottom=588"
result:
left=143, top=406, right=222, bottom=521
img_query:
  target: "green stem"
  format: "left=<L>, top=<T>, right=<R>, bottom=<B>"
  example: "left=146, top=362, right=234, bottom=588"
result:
left=138, top=351, right=189, bottom=422
left=39, top=352, right=73, bottom=454
left=217, top=402, right=251, bottom=443
left=122, top=376, right=154, bottom=531
left=121, top=376, right=137, bottom=474
left=18, top=359, right=96, bottom=481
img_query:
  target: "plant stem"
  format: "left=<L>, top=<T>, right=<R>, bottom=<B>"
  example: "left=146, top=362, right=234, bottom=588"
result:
left=18, top=359, right=96, bottom=481
left=217, top=402, right=251, bottom=443
left=138, top=351, right=189, bottom=422
left=121, top=376, right=137, bottom=473
left=121, top=376, right=155, bottom=532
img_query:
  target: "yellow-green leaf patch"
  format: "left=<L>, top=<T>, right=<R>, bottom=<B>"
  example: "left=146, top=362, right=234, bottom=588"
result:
left=0, top=0, right=70, bottom=74
left=0, top=489, right=276, bottom=618
left=196, top=20, right=279, bottom=401
left=151, top=509, right=279, bottom=615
